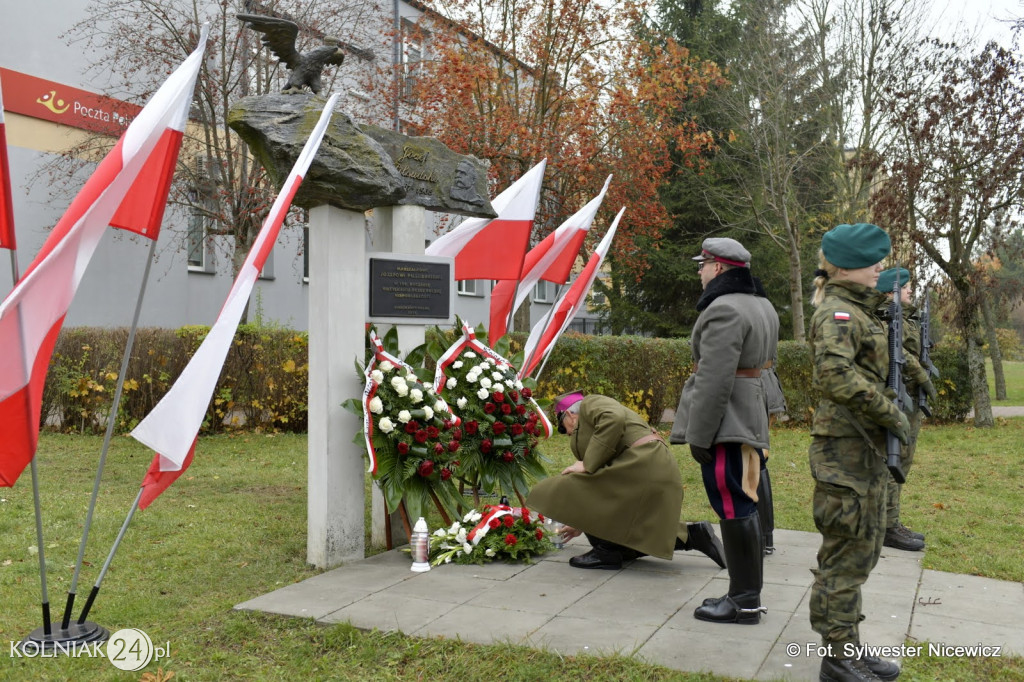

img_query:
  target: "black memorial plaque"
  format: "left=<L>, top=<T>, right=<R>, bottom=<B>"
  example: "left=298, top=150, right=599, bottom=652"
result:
left=368, top=256, right=452, bottom=321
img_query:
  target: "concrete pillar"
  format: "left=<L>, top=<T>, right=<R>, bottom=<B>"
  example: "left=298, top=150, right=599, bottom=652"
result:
left=307, top=204, right=366, bottom=568
left=369, top=205, right=428, bottom=548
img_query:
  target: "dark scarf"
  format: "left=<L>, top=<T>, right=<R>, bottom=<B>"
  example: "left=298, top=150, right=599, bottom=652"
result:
left=695, top=267, right=757, bottom=311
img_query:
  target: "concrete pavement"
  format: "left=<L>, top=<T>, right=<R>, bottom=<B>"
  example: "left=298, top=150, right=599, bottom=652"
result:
left=236, top=528, right=1024, bottom=680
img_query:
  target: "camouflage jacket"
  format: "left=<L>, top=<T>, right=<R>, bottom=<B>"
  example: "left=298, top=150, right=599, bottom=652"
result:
left=809, top=280, right=905, bottom=438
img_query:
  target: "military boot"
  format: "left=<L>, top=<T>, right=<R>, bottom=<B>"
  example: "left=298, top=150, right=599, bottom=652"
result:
left=693, top=514, right=766, bottom=624
left=675, top=521, right=726, bottom=568
left=883, top=525, right=924, bottom=552
left=897, top=521, right=924, bottom=541
left=756, top=465, right=776, bottom=555
left=861, top=655, right=900, bottom=680
left=819, top=656, right=883, bottom=681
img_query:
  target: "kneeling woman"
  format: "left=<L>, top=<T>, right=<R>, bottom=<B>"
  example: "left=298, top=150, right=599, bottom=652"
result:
left=527, top=392, right=725, bottom=570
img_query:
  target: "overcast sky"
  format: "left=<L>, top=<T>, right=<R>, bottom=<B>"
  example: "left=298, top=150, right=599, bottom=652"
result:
left=933, top=0, right=1020, bottom=45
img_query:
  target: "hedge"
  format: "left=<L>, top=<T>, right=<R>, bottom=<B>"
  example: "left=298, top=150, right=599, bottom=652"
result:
left=40, top=326, right=972, bottom=435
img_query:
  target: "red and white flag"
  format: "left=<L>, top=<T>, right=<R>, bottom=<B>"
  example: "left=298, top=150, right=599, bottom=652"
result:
left=131, top=93, right=339, bottom=508
left=0, top=31, right=208, bottom=487
left=426, top=159, right=545, bottom=281
left=489, top=175, right=611, bottom=340
left=519, top=207, right=624, bottom=379
left=1, top=75, right=17, bottom=251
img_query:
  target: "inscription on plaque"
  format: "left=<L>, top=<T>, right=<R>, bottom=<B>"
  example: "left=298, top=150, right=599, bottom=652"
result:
left=368, top=255, right=453, bottom=323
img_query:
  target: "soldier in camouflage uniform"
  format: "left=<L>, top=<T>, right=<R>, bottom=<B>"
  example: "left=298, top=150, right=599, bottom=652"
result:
left=807, top=224, right=910, bottom=682
left=876, top=268, right=938, bottom=552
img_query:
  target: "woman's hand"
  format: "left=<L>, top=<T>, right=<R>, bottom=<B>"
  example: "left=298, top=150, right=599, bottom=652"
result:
left=560, top=525, right=582, bottom=542
left=560, top=460, right=586, bottom=475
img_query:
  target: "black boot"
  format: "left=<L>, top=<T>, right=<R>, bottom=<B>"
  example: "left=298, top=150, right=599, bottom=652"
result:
left=693, top=514, right=765, bottom=624
left=675, top=521, right=726, bottom=569
left=819, top=656, right=883, bottom=681
left=569, top=534, right=628, bottom=570
left=756, top=465, right=776, bottom=555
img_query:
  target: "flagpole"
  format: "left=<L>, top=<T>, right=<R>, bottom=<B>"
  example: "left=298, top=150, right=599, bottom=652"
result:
left=61, top=236, right=157, bottom=630
left=77, top=488, right=143, bottom=624
left=522, top=282, right=565, bottom=380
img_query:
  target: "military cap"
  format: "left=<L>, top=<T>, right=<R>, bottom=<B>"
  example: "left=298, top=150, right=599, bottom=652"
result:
left=822, top=223, right=891, bottom=269
left=876, top=267, right=910, bottom=293
left=692, top=237, right=751, bottom=267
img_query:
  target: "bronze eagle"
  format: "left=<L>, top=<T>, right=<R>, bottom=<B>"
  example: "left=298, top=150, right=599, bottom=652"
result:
left=237, top=13, right=344, bottom=95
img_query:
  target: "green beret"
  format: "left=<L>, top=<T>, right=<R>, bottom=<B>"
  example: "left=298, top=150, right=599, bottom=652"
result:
left=822, top=223, right=891, bottom=269
left=876, top=267, right=910, bottom=293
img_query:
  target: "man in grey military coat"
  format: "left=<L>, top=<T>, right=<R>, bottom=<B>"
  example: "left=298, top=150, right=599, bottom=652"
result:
left=670, top=237, right=779, bottom=625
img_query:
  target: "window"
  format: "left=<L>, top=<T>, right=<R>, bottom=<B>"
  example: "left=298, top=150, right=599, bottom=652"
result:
left=401, top=19, right=428, bottom=100
left=457, top=280, right=480, bottom=296
left=186, top=191, right=214, bottom=272
left=533, top=280, right=554, bottom=303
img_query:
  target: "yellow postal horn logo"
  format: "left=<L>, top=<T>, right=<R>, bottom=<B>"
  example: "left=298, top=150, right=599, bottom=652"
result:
left=37, top=90, right=70, bottom=114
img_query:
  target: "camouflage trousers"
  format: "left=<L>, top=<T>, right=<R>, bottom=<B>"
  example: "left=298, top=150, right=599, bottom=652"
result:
left=886, top=409, right=923, bottom=527
left=808, top=435, right=888, bottom=653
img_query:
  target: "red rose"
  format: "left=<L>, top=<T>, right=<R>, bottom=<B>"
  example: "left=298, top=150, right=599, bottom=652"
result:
left=484, top=403, right=497, bottom=414
left=452, top=428, right=463, bottom=440
left=511, top=423, right=524, bottom=436
left=522, top=511, right=531, bottom=524
left=433, top=443, right=445, bottom=455
left=535, top=528, right=544, bottom=541
left=502, top=451, right=515, bottom=463
left=465, top=421, right=479, bottom=435
left=397, top=442, right=410, bottom=455
left=503, top=515, right=515, bottom=527
left=417, top=460, right=435, bottom=477
left=492, top=422, right=507, bottom=435
left=493, top=392, right=505, bottom=403
left=404, top=422, right=418, bottom=434
left=489, top=518, right=501, bottom=529
left=515, top=404, right=526, bottom=415
left=525, top=424, right=535, bottom=435
left=443, top=419, right=453, bottom=430
left=481, top=439, right=492, bottom=453
left=537, top=514, right=545, bottom=522
left=426, top=426, right=440, bottom=439
left=504, top=534, right=517, bottom=545
left=501, top=403, right=512, bottom=415
left=414, top=430, right=428, bottom=443
left=509, top=390, right=520, bottom=402
left=522, top=388, right=533, bottom=398
left=440, top=468, right=452, bottom=481
left=447, top=440, right=459, bottom=452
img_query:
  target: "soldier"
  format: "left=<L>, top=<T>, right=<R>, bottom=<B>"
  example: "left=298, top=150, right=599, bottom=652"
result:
left=876, top=267, right=938, bottom=552
left=527, top=392, right=726, bottom=570
left=670, top=237, right=778, bottom=625
left=808, top=223, right=908, bottom=682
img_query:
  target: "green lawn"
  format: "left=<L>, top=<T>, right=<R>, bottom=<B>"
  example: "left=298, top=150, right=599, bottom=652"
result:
left=987, top=360, right=1024, bottom=404
left=1, top=424, right=1022, bottom=680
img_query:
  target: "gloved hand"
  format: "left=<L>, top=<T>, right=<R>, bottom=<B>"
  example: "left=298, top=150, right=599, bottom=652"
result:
left=891, top=410, right=911, bottom=445
left=921, top=379, right=938, bottom=401
left=689, top=444, right=713, bottom=465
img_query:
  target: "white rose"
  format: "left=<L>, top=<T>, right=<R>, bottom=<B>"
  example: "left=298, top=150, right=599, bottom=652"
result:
left=457, top=397, right=468, bottom=409
left=485, top=548, right=496, bottom=557
left=379, top=360, right=395, bottom=372
left=422, top=406, right=434, bottom=420
left=370, top=369, right=384, bottom=384
left=505, top=381, right=516, bottom=391
left=477, top=388, right=490, bottom=400
left=397, top=410, right=412, bottom=423
left=410, top=388, right=424, bottom=403
left=479, top=377, right=492, bottom=389
left=395, top=383, right=409, bottom=397
left=453, top=360, right=464, bottom=369
left=497, top=363, right=510, bottom=372
left=463, top=542, right=473, bottom=554
left=447, top=377, right=458, bottom=389
left=379, top=417, right=395, bottom=433
left=464, top=352, right=477, bottom=358
left=368, top=396, right=384, bottom=414
left=514, top=380, right=524, bottom=390
left=405, top=372, right=417, bottom=382
left=435, top=401, right=446, bottom=413
left=486, top=357, right=497, bottom=365
left=466, top=372, right=479, bottom=383
left=492, top=371, right=504, bottom=381
left=390, top=376, right=406, bottom=389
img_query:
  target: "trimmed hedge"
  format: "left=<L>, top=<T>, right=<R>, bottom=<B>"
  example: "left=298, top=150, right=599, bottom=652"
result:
left=41, top=326, right=971, bottom=435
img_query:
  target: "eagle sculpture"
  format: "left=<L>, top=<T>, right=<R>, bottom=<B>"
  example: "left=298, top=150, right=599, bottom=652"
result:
left=237, top=13, right=345, bottom=95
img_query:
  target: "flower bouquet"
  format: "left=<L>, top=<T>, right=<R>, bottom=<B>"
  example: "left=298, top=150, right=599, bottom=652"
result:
left=343, top=329, right=464, bottom=521
left=429, top=503, right=554, bottom=566
left=431, top=324, right=551, bottom=501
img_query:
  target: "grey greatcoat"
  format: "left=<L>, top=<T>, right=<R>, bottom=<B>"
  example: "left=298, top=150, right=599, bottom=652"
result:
left=526, top=395, right=683, bottom=559
left=671, top=268, right=779, bottom=449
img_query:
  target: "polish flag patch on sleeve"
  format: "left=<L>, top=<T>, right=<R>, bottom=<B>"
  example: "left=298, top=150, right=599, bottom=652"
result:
left=834, top=311, right=851, bottom=321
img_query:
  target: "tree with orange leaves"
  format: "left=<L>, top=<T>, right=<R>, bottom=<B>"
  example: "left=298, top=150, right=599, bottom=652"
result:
left=369, top=0, right=724, bottom=324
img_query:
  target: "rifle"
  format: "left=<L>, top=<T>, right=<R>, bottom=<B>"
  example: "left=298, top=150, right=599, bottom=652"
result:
left=886, top=279, right=907, bottom=484
left=917, top=287, right=940, bottom=417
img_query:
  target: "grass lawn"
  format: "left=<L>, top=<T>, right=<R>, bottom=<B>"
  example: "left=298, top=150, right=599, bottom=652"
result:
left=1, top=423, right=1022, bottom=680
left=987, top=360, right=1024, bottom=404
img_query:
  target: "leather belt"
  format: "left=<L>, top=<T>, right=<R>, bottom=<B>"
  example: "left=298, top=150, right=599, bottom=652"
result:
left=630, top=433, right=664, bottom=449
left=693, top=362, right=763, bottom=378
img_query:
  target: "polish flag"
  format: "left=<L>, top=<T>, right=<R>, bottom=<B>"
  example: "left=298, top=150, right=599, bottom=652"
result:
left=131, top=93, right=339, bottom=508
left=426, top=159, right=545, bottom=281
left=519, top=207, right=624, bottom=379
left=1, top=76, right=16, bottom=251
left=489, top=175, right=611, bottom=340
left=0, top=31, right=208, bottom=487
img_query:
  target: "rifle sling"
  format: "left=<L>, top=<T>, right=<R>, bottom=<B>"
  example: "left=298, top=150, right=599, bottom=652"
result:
left=835, top=404, right=888, bottom=469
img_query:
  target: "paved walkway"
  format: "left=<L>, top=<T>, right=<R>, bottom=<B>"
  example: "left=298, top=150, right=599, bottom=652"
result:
left=236, top=528, right=1023, bottom=680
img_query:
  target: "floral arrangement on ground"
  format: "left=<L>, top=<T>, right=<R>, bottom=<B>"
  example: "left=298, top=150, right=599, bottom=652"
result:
left=429, top=503, right=554, bottom=566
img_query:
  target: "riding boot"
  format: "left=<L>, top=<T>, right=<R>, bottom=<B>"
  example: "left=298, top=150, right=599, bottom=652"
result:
left=756, top=464, right=775, bottom=555
left=693, top=514, right=766, bottom=624
left=674, top=521, right=726, bottom=569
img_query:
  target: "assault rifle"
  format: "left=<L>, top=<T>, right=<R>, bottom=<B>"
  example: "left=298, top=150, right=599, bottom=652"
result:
left=917, top=287, right=940, bottom=417
left=886, top=279, right=907, bottom=484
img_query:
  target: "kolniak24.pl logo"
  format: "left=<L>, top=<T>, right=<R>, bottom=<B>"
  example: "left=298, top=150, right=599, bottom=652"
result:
left=10, top=628, right=169, bottom=671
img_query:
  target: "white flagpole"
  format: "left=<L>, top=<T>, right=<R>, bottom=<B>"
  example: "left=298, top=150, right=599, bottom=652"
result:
left=61, top=236, right=158, bottom=629
left=521, top=281, right=567, bottom=380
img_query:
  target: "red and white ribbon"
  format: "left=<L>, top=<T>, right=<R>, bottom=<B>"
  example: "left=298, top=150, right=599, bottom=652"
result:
left=466, top=504, right=526, bottom=545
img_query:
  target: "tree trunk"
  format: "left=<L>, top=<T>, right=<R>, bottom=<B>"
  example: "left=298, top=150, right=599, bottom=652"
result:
left=512, top=297, right=531, bottom=337
left=980, top=297, right=1006, bottom=400
left=787, top=246, right=805, bottom=342
left=967, top=331, right=994, bottom=427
